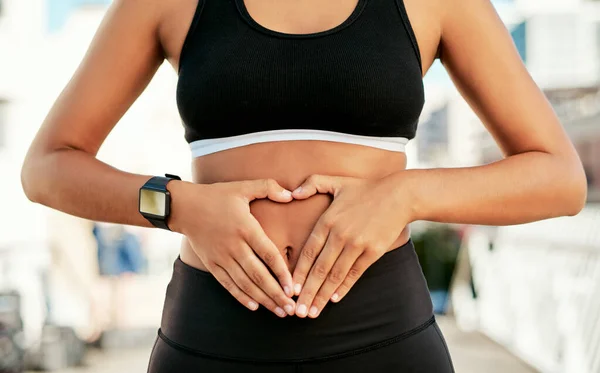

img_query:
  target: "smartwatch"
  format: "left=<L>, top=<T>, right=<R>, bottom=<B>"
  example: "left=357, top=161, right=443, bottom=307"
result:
left=138, top=174, right=182, bottom=230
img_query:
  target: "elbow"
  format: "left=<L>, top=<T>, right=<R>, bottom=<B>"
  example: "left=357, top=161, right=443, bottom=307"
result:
left=564, top=178, right=587, bottom=217
left=21, top=152, right=47, bottom=204
left=560, top=161, right=588, bottom=217
left=21, top=159, right=40, bottom=204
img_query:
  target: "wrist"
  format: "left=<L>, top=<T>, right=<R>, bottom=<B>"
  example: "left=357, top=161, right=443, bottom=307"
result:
left=165, top=179, right=192, bottom=234
left=405, top=169, right=431, bottom=222
left=385, top=169, right=426, bottom=223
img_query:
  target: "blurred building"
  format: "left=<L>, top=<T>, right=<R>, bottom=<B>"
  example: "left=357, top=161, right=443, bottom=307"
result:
left=545, top=86, right=600, bottom=201
left=0, top=0, right=190, bottom=357
left=0, top=0, right=51, bottom=350
left=478, top=0, right=600, bottom=202
left=454, top=208, right=600, bottom=373
left=418, top=0, right=600, bottom=200
left=414, top=95, right=483, bottom=168
left=442, top=2, right=600, bottom=373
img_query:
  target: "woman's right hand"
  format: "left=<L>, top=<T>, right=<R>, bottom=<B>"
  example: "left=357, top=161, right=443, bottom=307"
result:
left=167, top=179, right=296, bottom=318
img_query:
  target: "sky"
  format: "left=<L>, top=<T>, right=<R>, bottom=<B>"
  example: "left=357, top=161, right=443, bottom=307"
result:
left=47, top=0, right=111, bottom=32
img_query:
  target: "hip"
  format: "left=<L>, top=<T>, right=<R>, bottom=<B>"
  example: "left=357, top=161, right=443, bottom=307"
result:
left=158, top=238, right=434, bottom=362
left=149, top=320, right=455, bottom=372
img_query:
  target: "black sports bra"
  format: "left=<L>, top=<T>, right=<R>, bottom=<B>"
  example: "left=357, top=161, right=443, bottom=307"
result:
left=175, top=0, right=424, bottom=157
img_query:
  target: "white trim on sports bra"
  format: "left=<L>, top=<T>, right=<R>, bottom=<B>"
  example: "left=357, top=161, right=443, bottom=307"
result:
left=189, top=129, right=409, bottom=157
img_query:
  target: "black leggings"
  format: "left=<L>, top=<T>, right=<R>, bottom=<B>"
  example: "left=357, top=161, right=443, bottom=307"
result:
left=148, top=240, right=455, bottom=372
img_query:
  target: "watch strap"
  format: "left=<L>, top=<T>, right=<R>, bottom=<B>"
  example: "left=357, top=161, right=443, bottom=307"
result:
left=165, top=173, right=182, bottom=181
left=146, top=216, right=170, bottom=230
left=145, top=175, right=179, bottom=189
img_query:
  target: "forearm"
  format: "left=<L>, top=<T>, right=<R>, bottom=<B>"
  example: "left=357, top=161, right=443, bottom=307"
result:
left=397, top=151, right=587, bottom=226
left=21, top=148, right=168, bottom=228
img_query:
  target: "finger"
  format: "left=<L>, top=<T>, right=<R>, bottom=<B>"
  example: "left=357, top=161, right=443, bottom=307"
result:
left=226, top=258, right=290, bottom=318
left=331, top=251, right=380, bottom=303
left=295, top=230, right=344, bottom=318
left=234, top=247, right=296, bottom=316
left=244, top=217, right=294, bottom=298
left=242, top=178, right=293, bottom=203
left=292, top=174, right=341, bottom=200
left=234, top=236, right=295, bottom=315
left=291, top=216, right=331, bottom=296
left=309, top=244, right=363, bottom=317
left=208, top=263, right=260, bottom=312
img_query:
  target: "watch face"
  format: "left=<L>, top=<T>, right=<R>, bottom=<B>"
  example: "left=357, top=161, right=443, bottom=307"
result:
left=140, top=189, right=166, bottom=217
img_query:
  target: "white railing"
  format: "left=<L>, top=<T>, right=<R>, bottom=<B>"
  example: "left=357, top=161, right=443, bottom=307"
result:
left=451, top=204, right=600, bottom=373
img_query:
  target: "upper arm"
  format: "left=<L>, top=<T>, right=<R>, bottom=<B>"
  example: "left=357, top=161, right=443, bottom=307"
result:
left=29, top=0, right=166, bottom=156
left=438, top=0, right=578, bottom=159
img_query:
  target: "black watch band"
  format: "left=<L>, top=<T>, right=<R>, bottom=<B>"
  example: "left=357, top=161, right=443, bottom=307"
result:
left=139, top=174, right=181, bottom=231
left=146, top=215, right=170, bottom=230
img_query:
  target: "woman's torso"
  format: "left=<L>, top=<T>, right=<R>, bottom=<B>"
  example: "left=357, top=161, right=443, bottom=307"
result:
left=156, top=0, right=441, bottom=272
left=186, top=141, right=410, bottom=272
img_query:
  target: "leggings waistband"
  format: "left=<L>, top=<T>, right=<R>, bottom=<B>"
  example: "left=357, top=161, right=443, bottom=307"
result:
left=158, top=239, right=434, bottom=362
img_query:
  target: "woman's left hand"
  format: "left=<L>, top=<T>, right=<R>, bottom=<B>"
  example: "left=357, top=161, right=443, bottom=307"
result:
left=290, top=173, right=414, bottom=318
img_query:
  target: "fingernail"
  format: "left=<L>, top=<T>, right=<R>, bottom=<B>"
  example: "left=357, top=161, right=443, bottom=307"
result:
left=331, top=293, right=339, bottom=301
left=293, top=186, right=302, bottom=194
left=284, top=286, right=291, bottom=297
left=275, top=307, right=286, bottom=317
left=309, top=306, right=319, bottom=317
left=282, top=189, right=292, bottom=198
left=294, top=283, right=302, bottom=295
left=297, top=304, right=307, bottom=317
left=284, top=304, right=294, bottom=315
left=248, top=301, right=258, bottom=310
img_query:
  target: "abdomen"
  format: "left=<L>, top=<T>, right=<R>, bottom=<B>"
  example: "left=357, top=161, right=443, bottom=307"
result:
left=180, top=140, right=410, bottom=272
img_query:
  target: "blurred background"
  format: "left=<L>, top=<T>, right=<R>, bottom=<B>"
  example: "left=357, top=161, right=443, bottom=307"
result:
left=0, top=0, right=599, bottom=372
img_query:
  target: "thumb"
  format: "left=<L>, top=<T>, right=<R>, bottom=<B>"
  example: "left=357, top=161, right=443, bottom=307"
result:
left=242, top=178, right=293, bottom=203
left=292, top=174, right=341, bottom=200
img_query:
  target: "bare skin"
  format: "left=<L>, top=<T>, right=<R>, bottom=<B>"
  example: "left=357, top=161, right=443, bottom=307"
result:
left=184, top=141, right=410, bottom=273
left=21, top=0, right=586, bottom=319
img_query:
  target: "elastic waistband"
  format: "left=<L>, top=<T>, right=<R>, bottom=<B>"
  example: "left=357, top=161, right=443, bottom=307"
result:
left=189, top=129, right=409, bottom=157
left=159, top=239, right=434, bottom=362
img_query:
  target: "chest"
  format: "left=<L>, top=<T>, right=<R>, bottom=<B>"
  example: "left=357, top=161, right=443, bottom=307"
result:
left=174, top=0, right=425, bottom=140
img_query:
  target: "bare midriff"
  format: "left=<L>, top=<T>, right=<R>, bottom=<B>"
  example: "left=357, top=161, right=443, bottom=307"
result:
left=179, top=140, right=411, bottom=273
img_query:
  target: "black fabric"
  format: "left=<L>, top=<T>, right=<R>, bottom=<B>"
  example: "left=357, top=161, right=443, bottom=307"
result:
left=148, top=321, right=455, bottom=372
left=176, top=0, right=425, bottom=143
left=147, top=240, right=455, bottom=371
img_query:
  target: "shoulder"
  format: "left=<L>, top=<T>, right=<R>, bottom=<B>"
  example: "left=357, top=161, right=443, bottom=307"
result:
left=154, top=0, right=203, bottom=66
left=108, top=0, right=166, bottom=21
left=101, top=0, right=166, bottom=41
left=438, top=0, right=506, bottom=60
left=402, top=0, right=446, bottom=72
